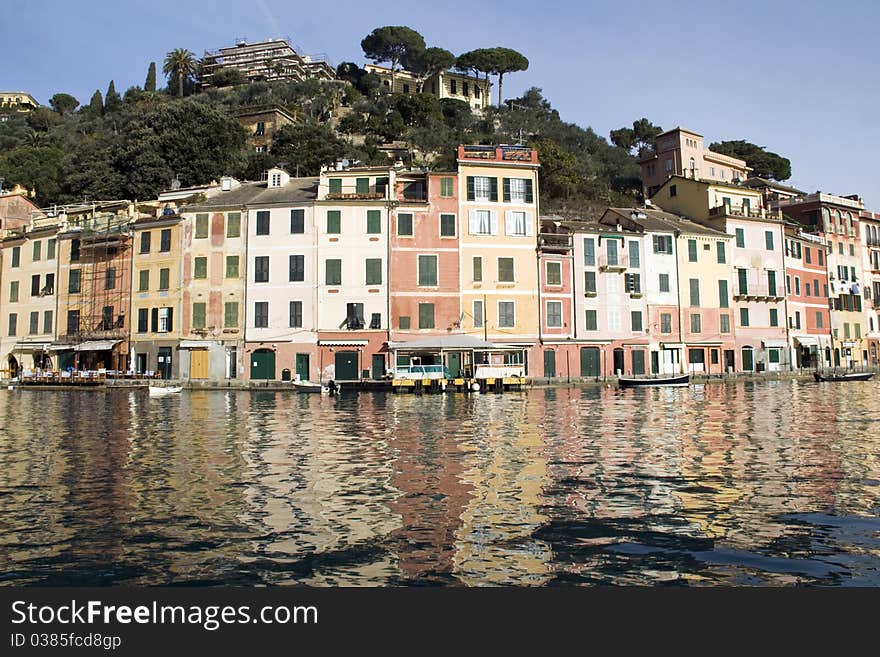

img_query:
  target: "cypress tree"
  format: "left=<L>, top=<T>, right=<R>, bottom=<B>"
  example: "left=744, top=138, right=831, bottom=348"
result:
left=88, top=89, right=104, bottom=115
left=105, top=80, right=122, bottom=112
left=145, top=62, right=157, bottom=92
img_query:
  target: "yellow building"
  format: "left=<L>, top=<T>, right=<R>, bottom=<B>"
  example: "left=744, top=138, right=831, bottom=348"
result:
left=457, top=145, right=541, bottom=367
left=364, top=64, right=490, bottom=113
left=129, top=208, right=183, bottom=378
left=0, top=92, right=39, bottom=112
left=0, top=215, right=60, bottom=377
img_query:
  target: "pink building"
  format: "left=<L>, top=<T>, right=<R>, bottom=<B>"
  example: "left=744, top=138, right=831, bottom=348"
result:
left=388, top=171, right=464, bottom=376
left=536, top=217, right=575, bottom=378
left=783, top=223, right=831, bottom=368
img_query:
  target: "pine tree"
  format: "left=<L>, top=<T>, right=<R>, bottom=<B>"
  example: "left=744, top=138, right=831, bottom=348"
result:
left=105, top=80, right=122, bottom=112
left=145, top=62, right=157, bottom=92
left=88, top=90, right=104, bottom=115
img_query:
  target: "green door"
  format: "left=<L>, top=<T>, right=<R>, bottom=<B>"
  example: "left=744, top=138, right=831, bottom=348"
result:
left=334, top=351, right=358, bottom=380
left=250, top=349, right=276, bottom=380
left=371, top=354, right=385, bottom=379
left=543, top=350, right=556, bottom=378
left=446, top=352, right=462, bottom=378
left=580, top=347, right=600, bottom=378
left=742, top=348, right=754, bottom=372
left=632, top=350, right=646, bottom=375
left=295, top=353, right=310, bottom=381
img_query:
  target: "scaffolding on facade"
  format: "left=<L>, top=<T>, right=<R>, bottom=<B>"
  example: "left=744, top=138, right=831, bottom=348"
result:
left=54, top=202, right=134, bottom=371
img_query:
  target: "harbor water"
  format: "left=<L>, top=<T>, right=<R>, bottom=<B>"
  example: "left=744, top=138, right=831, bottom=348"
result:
left=1, top=380, right=878, bottom=586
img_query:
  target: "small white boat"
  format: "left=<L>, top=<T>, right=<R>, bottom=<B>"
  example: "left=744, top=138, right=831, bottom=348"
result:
left=149, top=385, right=183, bottom=397
left=292, top=380, right=330, bottom=394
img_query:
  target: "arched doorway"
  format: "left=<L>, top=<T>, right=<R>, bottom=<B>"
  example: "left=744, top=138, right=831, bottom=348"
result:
left=250, top=349, right=276, bottom=380
left=7, top=355, right=19, bottom=378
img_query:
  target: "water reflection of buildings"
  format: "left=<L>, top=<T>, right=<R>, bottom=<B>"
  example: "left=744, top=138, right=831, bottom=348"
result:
left=237, top=391, right=401, bottom=585
left=451, top=394, right=552, bottom=586
left=385, top=394, right=474, bottom=583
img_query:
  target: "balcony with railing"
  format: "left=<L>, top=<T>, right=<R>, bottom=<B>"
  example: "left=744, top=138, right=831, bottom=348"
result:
left=598, top=253, right=629, bottom=272
left=538, top=233, right=573, bottom=253
left=457, top=144, right=539, bottom=164
left=325, top=183, right=388, bottom=201
left=734, top=282, right=785, bottom=302
left=709, top=204, right=776, bottom=220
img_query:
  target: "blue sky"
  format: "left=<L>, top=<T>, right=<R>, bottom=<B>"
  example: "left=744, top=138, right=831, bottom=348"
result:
left=3, top=0, right=878, bottom=207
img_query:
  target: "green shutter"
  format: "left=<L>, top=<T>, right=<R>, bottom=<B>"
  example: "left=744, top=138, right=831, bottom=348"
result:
left=195, top=214, right=208, bottom=238
left=194, top=257, right=207, bottom=279
left=768, top=270, right=777, bottom=296
left=366, top=258, right=382, bottom=285
left=736, top=228, right=745, bottom=248
left=473, top=257, right=482, bottom=281
left=441, top=177, right=453, bottom=197
left=329, top=178, right=342, bottom=194
left=489, top=177, right=498, bottom=201
left=418, top=303, right=435, bottom=329
left=524, top=179, right=533, bottom=203
left=688, top=239, right=698, bottom=262
left=689, top=279, right=700, bottom=307
left=418, top=256, right=438, bottom=286
left=584, top=238, right=595, bottom=265
left=192, top=303, right=206, bottom=329
left=716, top=241, right=726, bottom=263
left=356, top=177, right=370, bottom=194
left=159, top=268, right=169, bottom=290
left=226, top=213, right=241, bottom=237
left=226, top=256, right=239, bottom=278
left=738, top=268, right=748, bottom=294
left=399, top=316, right=411, bottom=329
left=326, top=259, right=342, bottom=285
left=503, top=177, right=511, bottom=202
left=327, top=210, right=341, bottom=234
left=398, top=213, right=413, bottom=236
left=224, top=302, right=238, bottom=328
left=139, top=270, right=149, bottom=292
left=718, top=280, right=729, bottom=308
left=466, top=176, right=475, bottom=201
left=367, top=210, right=381, bottom=234
left=440, top=214, right=456, bottom=236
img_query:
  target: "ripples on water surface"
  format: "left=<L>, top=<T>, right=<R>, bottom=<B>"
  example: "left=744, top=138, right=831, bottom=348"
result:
left=0, top=381, right=878, bottom=586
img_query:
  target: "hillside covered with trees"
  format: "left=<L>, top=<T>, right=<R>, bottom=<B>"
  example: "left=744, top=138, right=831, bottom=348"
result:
left=0, top=25, right=792, bottom=214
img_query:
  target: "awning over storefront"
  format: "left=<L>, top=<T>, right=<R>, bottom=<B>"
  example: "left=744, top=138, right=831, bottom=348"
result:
left=73, top=340, right=121, bottom=352
left=179, top=340, right=216, bottom=349
left=318, top=340, right=369, bottom=347
left=762, top=340, right=788, bottom=348
left=660, top=343, right=685, bottom=349
left=792, top=336, right=819, bottom=347
left=13, top=342, right=51, bottom=352
left=388, top=335, right=496, bottom=351
left=48, top=343, right=75, bottom=352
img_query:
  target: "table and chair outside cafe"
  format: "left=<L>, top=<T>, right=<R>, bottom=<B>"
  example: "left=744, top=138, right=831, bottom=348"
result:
left=387, top=334, right=528, bottom=393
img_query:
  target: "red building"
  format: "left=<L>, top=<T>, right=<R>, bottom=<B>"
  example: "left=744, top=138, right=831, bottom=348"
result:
left=782, top=223, right=831, bottom=368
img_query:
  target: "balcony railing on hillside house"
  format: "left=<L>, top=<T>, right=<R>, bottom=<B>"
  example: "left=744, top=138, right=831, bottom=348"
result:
left=325, top=182, right=388, bottom=201
left=709, top=204, right=772, bottom=220
left=538, top=233, right=573, bottom=253
left=458, top=145, right=538, bottom=164
left=598, top=253, right=629, bottom=272
left=733, top=283, right=785, bottom=302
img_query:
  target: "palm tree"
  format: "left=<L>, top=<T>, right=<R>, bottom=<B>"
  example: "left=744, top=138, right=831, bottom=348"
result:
left=163, top=48, right=198, bottom=97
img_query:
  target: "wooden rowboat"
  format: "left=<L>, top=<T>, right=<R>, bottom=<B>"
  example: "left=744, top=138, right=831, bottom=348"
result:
left=813, top=371, right=875, bottom=382
left=618, top=373, right=690, bottom=388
